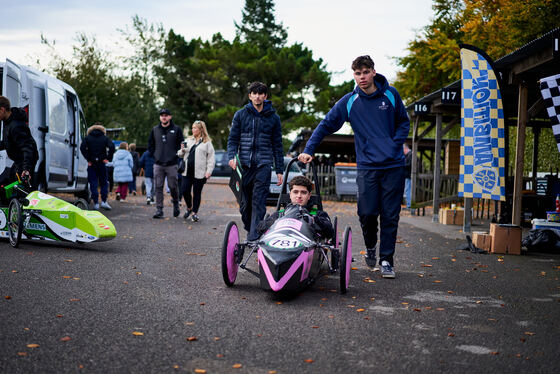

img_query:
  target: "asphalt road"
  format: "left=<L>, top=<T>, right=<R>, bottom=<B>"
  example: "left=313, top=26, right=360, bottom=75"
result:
left=1, top=183, right=559, bottom=373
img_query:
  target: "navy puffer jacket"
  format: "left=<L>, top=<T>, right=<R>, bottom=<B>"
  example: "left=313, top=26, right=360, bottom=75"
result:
left=227, top=101, right=284, bottom=174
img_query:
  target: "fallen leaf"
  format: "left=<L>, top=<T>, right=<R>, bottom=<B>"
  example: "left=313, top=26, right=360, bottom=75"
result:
left=214, top=337, right=220, bottom=341
left=401, top=302, right=409, bottom=305
left=5, top=296, right=11, bottom=300
left=413, top=308, right=421, bottom=312
left=185, top=322, right=195, bottom=325
left=194, top=369, right=206, bottom=374
left=491, top=351, right=499, bottom=355
left=173, top=365, right=179, bottom=369
left=187, top=337, right=198, bottom=341
left=436, top=308, right=445, bottom=311
left=359, top=250, right=366, bottom=255
left=422, top=264, right=432, bottom=267
left=448, top=333, right=455, bottom=337
left=232, top=364, right=242, bottom=369
left=200, top=302, right=205, bottom=306
left=432, top=257, right=440, bottom=260
left=356, top=309, right=365, bottom=312
left=312, top=326, right=319, bottom=329
left=60, top=336, right=72, bottom=342
left=475, top=301, right=483, bottom=304
left=269, top=371, right=278, bottom=374
left=524, top=332, right=536, bottom=336
left=433, top=280, right=443, bottom=283
left=132, top=332, right=144, bottom=336
left=304, top=359, right=314, bottom=363
left=276, top=302, right=282, bottom=305
left=216, top=354, right=224, bottom=358
left=26, top=344, right=39, bottom=348
left=62, top=276, right=71, bottom=279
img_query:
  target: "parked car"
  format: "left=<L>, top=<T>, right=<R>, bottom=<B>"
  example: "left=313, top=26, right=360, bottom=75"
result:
left=267, top=157, right=304, bottom=205
left=212, top=150, right=231, bottom=177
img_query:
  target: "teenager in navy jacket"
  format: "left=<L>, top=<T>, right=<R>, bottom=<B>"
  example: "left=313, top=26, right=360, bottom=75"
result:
left=299, top=55, right=410, bottom=278
left=227, top=82, right=284, bottom=241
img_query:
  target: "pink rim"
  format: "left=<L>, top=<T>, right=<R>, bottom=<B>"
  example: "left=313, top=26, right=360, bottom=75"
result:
left=345, top=229, right=352, bottom=289
left=226, top=224, right=239, bottom=283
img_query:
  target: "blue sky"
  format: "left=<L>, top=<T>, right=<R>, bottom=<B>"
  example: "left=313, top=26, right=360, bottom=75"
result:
left=1, top=0, right=434, bottom=84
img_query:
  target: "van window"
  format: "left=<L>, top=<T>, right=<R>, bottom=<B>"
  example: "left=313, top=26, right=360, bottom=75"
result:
left=5, top=75, right=21, bottom=107
left=79, top=111, right=87, bottom=140
left=47, top=88, right=67, bottom=135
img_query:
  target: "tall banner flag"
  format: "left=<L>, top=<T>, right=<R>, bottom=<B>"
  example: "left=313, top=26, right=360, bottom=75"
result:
left=539, top=73, right=560, bottom=153
left=459, top=44, right=506, bottom=201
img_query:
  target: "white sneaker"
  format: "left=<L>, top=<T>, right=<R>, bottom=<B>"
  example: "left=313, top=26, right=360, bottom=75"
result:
left=93, top=203, right=100, bottom=210
left=100, top=201, right=112, bottom=210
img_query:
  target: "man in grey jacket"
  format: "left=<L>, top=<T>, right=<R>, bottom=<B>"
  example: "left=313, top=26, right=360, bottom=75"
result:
left=148, top=108, right=184, bottom=218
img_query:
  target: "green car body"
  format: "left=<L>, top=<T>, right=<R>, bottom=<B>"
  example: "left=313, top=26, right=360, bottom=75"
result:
left=0, top=190, right=116, bottom=243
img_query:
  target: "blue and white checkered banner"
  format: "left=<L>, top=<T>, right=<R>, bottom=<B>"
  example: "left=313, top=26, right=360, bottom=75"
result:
left=459, top=45, right=506, bottom=201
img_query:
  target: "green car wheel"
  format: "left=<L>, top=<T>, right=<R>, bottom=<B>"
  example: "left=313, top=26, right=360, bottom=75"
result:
left=8, top=198, right=23, bottom=248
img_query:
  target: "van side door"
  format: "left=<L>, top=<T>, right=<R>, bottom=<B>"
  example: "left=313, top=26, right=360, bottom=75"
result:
left=45, top=80, right=71, bottom=188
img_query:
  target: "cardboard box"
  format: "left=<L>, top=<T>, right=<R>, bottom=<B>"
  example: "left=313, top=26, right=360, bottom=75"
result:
left=439, top=208, right=464, bottom=225
left=490, top=223, right=522, bottom=255
left=472, top=231, right=492, bottom=251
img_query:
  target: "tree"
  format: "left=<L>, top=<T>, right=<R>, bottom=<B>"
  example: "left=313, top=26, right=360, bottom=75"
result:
left=235, top=0, right=288, bottom=50
left=40, top=32, right=159, bottom=144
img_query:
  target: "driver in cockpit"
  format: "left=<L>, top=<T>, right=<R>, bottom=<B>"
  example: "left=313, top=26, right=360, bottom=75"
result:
left=257, top=175, right=334, bottom=240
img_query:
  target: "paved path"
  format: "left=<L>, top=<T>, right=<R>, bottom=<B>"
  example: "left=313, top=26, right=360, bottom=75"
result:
left=1, top=184, right=559, bottom=373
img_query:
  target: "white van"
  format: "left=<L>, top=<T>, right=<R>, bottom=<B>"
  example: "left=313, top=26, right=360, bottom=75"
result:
left=0, top=59, right=88, bottom=199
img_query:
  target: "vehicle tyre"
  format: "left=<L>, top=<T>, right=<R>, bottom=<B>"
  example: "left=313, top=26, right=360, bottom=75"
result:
left=221, top=221, right=240, bottom=287
left=74, top=198, right=89, bottom=210
left=8, top=198, right=23, bottom=248
left=330, top=216, right=339, bottom=270
left=339, top=226, right=352, bottom=294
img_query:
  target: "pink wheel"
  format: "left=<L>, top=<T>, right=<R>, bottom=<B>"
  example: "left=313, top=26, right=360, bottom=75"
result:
left=221, top=221, right=240, bottom=286
left=340, top=226, right=352, bottom=293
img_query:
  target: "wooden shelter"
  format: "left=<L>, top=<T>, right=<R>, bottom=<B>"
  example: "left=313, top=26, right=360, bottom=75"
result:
left=407, top=28, right=560, bottom=232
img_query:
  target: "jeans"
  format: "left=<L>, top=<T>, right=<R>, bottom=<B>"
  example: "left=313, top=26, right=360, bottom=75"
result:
left=404, top=177, right=411, bottom=208
left=357, top=167, right=405, bottom=266
left=154, top=164, right=179, bottom=210
left=87, top=162, right=109, bottom=204
left=144, top=177, right=154, bottom=199
left=128, top=175, right=137, bottom=193
left=241, top=164, right=271, bottom=241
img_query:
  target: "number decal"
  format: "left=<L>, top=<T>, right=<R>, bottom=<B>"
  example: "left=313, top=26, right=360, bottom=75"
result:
left=268, top=236, right=302, bottom=249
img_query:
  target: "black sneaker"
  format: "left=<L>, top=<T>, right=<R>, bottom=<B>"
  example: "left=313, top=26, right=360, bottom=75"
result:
left=116, top=192, right=121, bottom=201
left=183, top=209, right=192, bottom=220
left=191, top=213, right=199, bottom=222
left=365, top=247, right=377, bottom=268
left=380, top=261, right=395, bottom=278
left=146, top=198, right=151, bottom=205
left=153, top=209, right=163, bottom=219
left=173, top=203, right=180, bottom=217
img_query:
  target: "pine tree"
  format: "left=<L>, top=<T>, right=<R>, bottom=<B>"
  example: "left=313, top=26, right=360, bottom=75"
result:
left=235, top=0, right=288, bottom=50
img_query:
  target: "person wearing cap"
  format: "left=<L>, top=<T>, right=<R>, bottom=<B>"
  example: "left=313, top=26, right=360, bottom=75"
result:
left=148, top=108, right=184, bottom=218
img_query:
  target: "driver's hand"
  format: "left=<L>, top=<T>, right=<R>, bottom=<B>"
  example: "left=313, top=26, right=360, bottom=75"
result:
left=228, top=159, right=237, bottom=170
left=298, top=153, right=313, bottom=164
left=21, top=170, right=31, bottom=184
left=276, top=174, right=283, bottom=186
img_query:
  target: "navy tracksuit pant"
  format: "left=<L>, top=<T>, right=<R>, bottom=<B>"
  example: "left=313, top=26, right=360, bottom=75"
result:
left=357, top=167, right=405, bottom=266
left=240, top=164, right=271, bottom=241
left=87, top=162, right=109, bottom=204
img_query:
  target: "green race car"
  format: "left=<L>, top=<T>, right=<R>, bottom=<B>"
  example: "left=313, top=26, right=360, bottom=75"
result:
left=1, top=180, right=116, bottom=247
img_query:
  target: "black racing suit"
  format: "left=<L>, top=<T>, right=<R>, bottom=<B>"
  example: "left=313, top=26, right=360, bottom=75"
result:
left=0, top=107, right=38, bottom=183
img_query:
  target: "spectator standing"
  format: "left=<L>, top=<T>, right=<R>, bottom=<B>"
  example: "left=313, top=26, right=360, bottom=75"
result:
left=298, top=55, right=410, bottom=279
left=128, top=143, right=140, bottom=195
left=177, top=120, right=215, bottom=222
left=148, top=108, right=184, bottom=218
left=79, top=121, right=115, bottom=210
left=113, top=142, right=134, bottom=201
left=139, top=150, right=155, bottom=205
left=403, top=143, right=412, bottom=209
left=227, top=82, right=284, bottom=241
